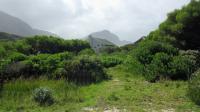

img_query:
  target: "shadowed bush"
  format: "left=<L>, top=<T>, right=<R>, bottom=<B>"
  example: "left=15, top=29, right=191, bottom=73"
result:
left=188, top=69, right=200, bottom=105
left=64, top=56, right=108, bottom=84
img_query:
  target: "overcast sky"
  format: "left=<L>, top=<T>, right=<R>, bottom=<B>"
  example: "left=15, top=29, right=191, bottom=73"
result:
left=0, top=0, right=190, bottom=42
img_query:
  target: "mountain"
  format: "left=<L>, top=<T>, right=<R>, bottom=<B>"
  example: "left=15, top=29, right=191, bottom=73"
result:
left=0, top=10, right=55, bottom=37
left=87, top=30, right=131, bottom=46
left=87, top=36, right=116, bottom=53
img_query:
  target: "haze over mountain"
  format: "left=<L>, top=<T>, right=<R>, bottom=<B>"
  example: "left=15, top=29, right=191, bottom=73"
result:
left=0, top=11, right=55, bottom=37
left=0, top=0, right=190, bottom=42
left=87, top=30, right=131, bottom=46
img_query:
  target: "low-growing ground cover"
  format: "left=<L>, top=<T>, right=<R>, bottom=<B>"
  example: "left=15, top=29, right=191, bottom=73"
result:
left=0, top=65, right=199, bottom=112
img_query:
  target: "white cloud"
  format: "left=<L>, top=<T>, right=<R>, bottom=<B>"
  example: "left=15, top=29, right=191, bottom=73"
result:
left=0, top=0, right=190, bottom=41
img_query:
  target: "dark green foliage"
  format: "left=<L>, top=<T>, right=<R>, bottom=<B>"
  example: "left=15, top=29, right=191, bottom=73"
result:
left=132, top=1, right=200, bottom=81
left=145, top=53, right=172, bottom=81
left=78, top=48, right=95, bottom=56
left=100, top=46, right=121, bottom=54
left=134, top=40, right=178, bottom=65
left=19, top=36, right=90, bottom=54
left=180, top=50, right=200, bottom=66
left=134, top=39, right=197, bottom=81
left=8, top=52, right=27, bottom=62
left=0, top=34, right=98, bottom=82
left=52, top=68, right=67, bottom=79
left=15, top=40, right=31, bottom=55
left=64, top=56, right=107, bottom=84
left=170, top=55, right=197, bottom=80
left=0, top=46, right=6, bottom=58
left=149, top=0, right=200, bottom=50
left=100, top=56, right=123, bottom=68
left=0, top=51, right=73, bottom=80
left=188, top=69, right=200, bottom=105
left=120, top=43, right=135, bottom=52
left=108, top=92, right=119, bottom=101
left=33, top=87, right=54, bottom=106
left=0, top=35, right=110, bottom=84
left=21, top=52, right=73, bottom=77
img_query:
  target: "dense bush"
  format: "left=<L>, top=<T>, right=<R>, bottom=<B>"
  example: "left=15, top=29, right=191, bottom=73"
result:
left=188, top=69, right=200, bottom=105
left=0, top=52, right=73, bottom=80
left=0, top=35, right=112, bottom=84
left=145, top=53, right=172, bottom=81
left=19, top=36, right=90, bottom=54
left=0, top=46, right=6, bottom=59
left=132, top=0, right=200, bottom=81
left=52, top=68, right=67, bottom=79
left=78, top=48, right=95, bottom=56
left=21, top=52, right=73, bottom=77
left=33, top=87, right=54, bottom=106
left=148, top=0, right=200, bottom=50
left=180, top=50, right=200, bottom=66
left=134, top=40, right=178, bottom=65
left=133, top=40, right=197, bottom=81
left=64, top=56, right=107, bottom=84
left=170, top=55, right=197, bottom=80
left=100, top=56, right=123, bottom=68
left=7, top=52, right=27, bottom=62
left=100, top=46, right=121, bottom=54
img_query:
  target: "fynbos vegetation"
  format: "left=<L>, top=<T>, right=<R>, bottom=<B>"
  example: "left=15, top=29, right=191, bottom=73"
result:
left=1, top=0, right=200, bottom=111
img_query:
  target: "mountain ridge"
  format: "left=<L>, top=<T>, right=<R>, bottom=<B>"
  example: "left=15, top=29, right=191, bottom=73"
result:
left=86, top=30, right=131, bottom=46
left=0, top=10, right=56, bottom=37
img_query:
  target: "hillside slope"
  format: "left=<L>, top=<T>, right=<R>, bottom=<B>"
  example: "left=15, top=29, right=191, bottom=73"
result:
left=87, top=30, right=131, bottom=46
left=0, top=11, right=55, bottom=37
left=0, top=32, right=22, bottom=40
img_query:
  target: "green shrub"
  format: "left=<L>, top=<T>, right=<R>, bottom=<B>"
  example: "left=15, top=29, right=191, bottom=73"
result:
left=78, top=48, right=95, bottom=55
left=8, top=52, right=27, bottom=62
left=108, top=92, right=119, bottom=101
left=15, top=40, right=31, bottom=55
left=52, top=68, right=67, bottom=79
left=180, top=50, right=200, bottom=66
left=100, top=46, right=121, bottom=54
left=145, top=53, right=172, bottom=81
left=134, top=40, right=197, bottom=81
left=0, top=46, right=6, bottom=58
left=64, top=56, right=107, bottom=84
left=170, top=55, right=197, bottom=80
left=33, top=87, right=54, bottom=106
left=100, top=56, right=123, bottom=68
left=144, top=53, right=197, bottom=82
left=188, top=69, right=200, bottom=105
left=134, top=40, right=178, bottom=65
left=23, top=36, right=90, bottom=54
left=20, top=52, right=73, bottom=77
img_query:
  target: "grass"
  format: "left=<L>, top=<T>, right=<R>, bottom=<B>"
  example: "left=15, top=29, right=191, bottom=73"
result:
left=0, top=65, right=200, bottom=112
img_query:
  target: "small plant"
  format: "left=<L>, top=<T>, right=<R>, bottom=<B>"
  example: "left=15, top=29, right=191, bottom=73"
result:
left=188, top=69, right=200, bottom=105
left=124, top=85, right=131, bottom=91
left=33, top=87, right=54, bottom=106
left=108, top=92, right=119, bottom=101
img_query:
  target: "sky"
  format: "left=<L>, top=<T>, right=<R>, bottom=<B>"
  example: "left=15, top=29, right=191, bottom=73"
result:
left=0, top=0, right=190, bottom=42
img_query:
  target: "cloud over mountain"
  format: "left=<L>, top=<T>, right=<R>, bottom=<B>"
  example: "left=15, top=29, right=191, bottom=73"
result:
left=0, top=0, right=190, bottom=41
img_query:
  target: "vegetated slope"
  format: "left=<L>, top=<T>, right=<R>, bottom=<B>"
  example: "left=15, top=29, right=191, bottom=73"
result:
left=1, top=0, right=200, bottom=111
left=131, top=0, right=200, bottom=82
left=87, top=30, right=131, bottom=46
left=87, top=36, right=116, bottom=53
left=148, top=0, right=200, bottom=50
left=1, top=64, right=200, bottom=111
left=0, top=10, right=55, bottom=36
left=0, top=32, right=23, bottom=40
left=0, top=36, right=108, bottom=84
